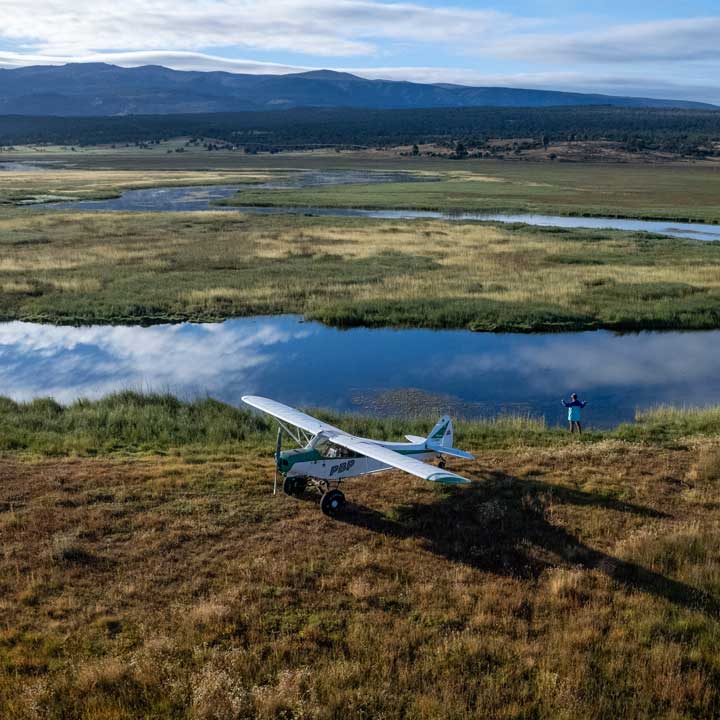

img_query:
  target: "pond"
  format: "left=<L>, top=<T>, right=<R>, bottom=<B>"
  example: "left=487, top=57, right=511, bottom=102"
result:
left=25, top=169, right=432, bottom=209
left=1, top=315, right=718, bottom=428
left=0, top=161, right=56, bottom=172
left=39, top=181, right=720, bottom=242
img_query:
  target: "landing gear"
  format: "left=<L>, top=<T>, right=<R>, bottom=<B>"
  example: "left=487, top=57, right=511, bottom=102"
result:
left=320, top=488, right=346, bottom=516
left=283, top=475, right=307, bottom=497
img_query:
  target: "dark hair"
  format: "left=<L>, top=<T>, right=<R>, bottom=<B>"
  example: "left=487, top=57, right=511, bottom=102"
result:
left=571, top=393, right=578, bottom=399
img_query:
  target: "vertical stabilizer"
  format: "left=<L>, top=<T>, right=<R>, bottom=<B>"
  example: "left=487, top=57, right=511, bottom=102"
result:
left=427, top=416, right=453, bottom=448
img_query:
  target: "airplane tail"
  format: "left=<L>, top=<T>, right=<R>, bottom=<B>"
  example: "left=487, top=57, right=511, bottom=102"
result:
left=427, top=415, right=453, bottom=448
left=425, top=415, right=475, bottom=460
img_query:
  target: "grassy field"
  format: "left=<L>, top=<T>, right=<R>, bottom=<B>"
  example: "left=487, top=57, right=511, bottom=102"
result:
left=221, top=162, right=720, bottom=224
left=1, top=210, right=720, bottom=331
left=1, top=393, right=720, bottom=719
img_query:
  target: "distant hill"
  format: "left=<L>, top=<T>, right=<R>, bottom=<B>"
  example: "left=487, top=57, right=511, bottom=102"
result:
left=0, top=63, right=714, bottom=116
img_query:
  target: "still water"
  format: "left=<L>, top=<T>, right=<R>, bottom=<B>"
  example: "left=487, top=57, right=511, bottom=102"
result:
left=41, top=182, right=720, bottom=243
left=33, top=170, right=431, bottom=210
left=1, top=315, right=717, bottom=427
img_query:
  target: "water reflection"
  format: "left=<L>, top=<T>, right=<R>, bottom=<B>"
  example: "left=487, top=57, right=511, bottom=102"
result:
left=0, top=316, right=718, bottom=427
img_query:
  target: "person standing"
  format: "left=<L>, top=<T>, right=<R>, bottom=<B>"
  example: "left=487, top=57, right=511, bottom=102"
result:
left=562, top=393, right=587, bottom=433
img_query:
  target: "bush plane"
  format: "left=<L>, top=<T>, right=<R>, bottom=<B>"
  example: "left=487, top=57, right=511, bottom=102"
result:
left=242, top=396, right=475, bottom=516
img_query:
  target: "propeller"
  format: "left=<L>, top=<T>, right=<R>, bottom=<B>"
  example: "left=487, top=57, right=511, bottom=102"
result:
left=273, top=426, right=282, bottom=495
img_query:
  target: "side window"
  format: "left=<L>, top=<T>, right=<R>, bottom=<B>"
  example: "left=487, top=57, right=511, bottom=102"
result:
left=313, top=436, right=360, bottom=459
left=315, top=439, right=340, bottom=458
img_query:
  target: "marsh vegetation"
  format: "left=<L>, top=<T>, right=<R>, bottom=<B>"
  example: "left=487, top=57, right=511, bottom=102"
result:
left=1, top=210, right=720, bottom=331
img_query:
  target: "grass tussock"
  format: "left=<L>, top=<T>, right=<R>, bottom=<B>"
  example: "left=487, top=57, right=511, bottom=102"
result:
left=0, top=392, right=271, bottom=455
left=1, top=405, right=719, bottom=718
left=617, top=405, right=720, bottom=443
left=1, top=210, right=720, bottom=331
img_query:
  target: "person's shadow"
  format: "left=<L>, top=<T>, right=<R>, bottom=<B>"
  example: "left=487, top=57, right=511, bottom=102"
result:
left=310, top=471, right=719, bottom=617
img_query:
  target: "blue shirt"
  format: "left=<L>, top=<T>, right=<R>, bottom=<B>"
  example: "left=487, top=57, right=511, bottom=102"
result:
left=562, top=399, right=587, bottom=421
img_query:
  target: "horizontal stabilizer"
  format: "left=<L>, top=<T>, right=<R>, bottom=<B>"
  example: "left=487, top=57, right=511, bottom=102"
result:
left=426, top=441, right=474, bottom=460
left=404, top=434, right=426, bottom=444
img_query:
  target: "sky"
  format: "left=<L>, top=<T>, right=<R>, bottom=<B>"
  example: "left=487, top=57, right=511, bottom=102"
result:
left=1, top=0, right=719, bottom=103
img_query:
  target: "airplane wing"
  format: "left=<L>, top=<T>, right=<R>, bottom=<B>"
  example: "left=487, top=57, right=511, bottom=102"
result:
left=329, top=433, right=472, bottom=484
left=242, top=395, right=342, bottom=436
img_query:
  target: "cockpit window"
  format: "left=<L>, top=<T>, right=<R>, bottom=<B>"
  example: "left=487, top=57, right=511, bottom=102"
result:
left=313, top=437, right=358, bottom=459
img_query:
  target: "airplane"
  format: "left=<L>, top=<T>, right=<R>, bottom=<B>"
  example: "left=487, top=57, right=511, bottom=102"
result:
left=242, top=395, right=475, bottom=516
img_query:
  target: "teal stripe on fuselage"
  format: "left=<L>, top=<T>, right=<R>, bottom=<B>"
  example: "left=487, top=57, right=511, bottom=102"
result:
left=279, top=443, right=435, bottom=472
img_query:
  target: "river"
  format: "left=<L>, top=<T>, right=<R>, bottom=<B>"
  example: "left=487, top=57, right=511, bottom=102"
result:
left=1, top=316, right=717, bottom=427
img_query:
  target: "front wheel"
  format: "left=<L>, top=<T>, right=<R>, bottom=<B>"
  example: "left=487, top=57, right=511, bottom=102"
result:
left=320, top=489, right=346, bottom=516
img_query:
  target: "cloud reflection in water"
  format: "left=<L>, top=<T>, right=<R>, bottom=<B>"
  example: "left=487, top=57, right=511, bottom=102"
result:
left=0, top=316, right=717, bottom=426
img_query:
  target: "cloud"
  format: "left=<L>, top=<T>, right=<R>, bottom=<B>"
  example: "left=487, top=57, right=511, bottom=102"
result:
left=2, top=3, right=716, bottom=67
left=0, top=50, right=311, bottom=75
left=0, top=0, right=527, bottom=58
left=486, top=17, right=720, bottom=64
left=348, top=67, right=720, bottom=103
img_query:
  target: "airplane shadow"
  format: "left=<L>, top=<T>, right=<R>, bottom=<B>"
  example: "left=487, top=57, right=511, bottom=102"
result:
left=303, top=471, right=719, bottom=617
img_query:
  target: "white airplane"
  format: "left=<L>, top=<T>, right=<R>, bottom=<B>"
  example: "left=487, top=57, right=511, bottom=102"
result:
left=242, top=395, right=475, bottom=516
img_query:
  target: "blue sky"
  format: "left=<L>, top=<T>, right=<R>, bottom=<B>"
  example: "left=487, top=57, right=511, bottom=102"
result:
left=1, top=0, right=719, bottom=103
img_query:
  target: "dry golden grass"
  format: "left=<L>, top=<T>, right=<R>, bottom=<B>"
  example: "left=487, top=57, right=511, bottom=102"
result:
left=1, top=439, right=719, bottom=718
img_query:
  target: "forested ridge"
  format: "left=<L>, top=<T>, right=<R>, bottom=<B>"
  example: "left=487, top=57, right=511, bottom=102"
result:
left=1, top=105, right=719, bottom=156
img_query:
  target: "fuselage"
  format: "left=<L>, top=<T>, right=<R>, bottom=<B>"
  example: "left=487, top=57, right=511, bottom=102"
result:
left=278, top=439, right=440, bottom=481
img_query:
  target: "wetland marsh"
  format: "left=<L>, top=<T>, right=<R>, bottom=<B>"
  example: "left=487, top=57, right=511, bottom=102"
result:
left=3, top=152, right=720, bottom=719
left=1, top=208, right=720, bottom=332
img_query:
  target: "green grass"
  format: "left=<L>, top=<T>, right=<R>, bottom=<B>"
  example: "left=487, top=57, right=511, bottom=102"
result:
left=2, top=210, right=720, bottom=331
left=219, top=162, right=720, bottom=224
left=3, top=391, right=720, bottom=457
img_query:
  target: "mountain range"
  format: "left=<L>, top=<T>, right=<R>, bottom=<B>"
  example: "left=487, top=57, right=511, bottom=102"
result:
left=0, top=63, right=714, bottom=116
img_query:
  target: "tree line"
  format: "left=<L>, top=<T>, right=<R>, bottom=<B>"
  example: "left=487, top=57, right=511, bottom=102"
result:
left=1, top=105, right=719, bottom=157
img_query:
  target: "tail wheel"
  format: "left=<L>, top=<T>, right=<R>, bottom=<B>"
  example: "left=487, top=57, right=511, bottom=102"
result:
left=320, top=488, right=346, bottom=516
left=283, top=475, right=307, bottom=497
left=438, top=458, right=447, bottom=469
